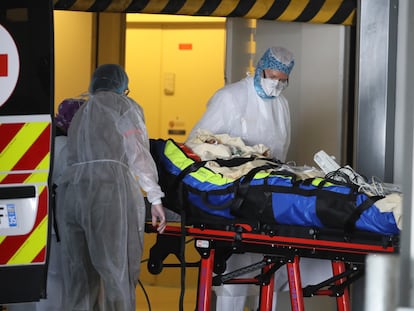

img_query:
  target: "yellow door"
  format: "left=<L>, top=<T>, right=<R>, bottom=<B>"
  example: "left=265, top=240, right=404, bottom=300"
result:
left=125, top=14, right=226, bottom=290
left=125, top=15, right=226, bottom=142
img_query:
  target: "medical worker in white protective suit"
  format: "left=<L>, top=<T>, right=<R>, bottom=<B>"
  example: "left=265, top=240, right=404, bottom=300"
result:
left=6, top=99, right=85, bottom=311
left=188, top=47, right=333, bottom=311
left=56, top=64, right=166, bottom=311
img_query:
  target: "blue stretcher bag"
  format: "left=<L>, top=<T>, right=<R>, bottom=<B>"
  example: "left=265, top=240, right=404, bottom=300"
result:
left=150, top=139, right=400, bottom=235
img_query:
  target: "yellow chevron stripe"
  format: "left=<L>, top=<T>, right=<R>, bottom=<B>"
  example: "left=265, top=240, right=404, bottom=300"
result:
left=177, top=0, right=205, bottom=15
left=0, top=122, right=49, bottom=172
left=25, top=152, right=51, bottom=178
left=7, top=216, right=48, bottom=265
left=107, top=0, right=133, bottom=11
left=343, top=10, right=355, bottom=26
left=0, top=159, right=50, bottom=184
left=24, top=171, right=50, bottom=184
left=212, top=0, right=240, bottom=17
left=278, top=0, right=310, bottom=22
left=53, top=0, right=355, bottom=25
left=143, top=0, right=169, bottom=12
left=310, top=0, right=341, bottom=24
left=0, top=236, right=5, bottom=244
left=246, top=0, right=277, bottom=19
left=36, top=152, right=51, bottom=171
left=70, top=0, right=96, bottom=11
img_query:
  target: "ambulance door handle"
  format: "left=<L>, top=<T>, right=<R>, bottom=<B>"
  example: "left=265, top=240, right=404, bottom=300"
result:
left=164, top=72, right=175, bottom=95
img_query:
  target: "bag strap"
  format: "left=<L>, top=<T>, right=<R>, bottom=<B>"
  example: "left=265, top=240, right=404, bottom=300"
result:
left=230, top=163, right=281, bottom=216
left=344, top=195, right=384, bottom=233
left=172, top=160, right=208, bottom=187
left=172, top=158, right=283, bottom=212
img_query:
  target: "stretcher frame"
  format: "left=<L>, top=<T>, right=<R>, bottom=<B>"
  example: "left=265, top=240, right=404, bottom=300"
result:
left=145, top=222, right=399, bottom=311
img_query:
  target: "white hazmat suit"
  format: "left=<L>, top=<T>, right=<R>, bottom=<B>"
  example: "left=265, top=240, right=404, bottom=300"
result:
left=187, top=47, right=332, bottom=311
left=6, top=98, right=85, bottom=311
left=56, top=64, right=165, bottom=311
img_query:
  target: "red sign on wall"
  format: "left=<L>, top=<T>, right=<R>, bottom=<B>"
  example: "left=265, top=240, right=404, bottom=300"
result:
left=179, top=43, right=192, bottom=50
left=0, top=54, right=7, bottom=77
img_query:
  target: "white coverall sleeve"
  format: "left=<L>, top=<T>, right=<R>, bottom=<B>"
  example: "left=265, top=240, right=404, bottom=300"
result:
left=187, top=89, right=237, bottom=141
left=116, top=98, right=164, bottom=204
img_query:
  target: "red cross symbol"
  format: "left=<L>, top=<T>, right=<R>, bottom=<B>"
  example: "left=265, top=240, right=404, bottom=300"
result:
left=0, top=54, right=8, bottom=77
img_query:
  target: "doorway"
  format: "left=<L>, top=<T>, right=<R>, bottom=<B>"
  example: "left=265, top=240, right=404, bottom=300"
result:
left=125, top=14, right=226, bottom=142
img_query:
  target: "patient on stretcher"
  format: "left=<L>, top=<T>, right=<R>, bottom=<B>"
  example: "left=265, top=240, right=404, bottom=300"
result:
left=153, top=130, right=402, bottom=234
left=187, top=130, right=402, bottom=231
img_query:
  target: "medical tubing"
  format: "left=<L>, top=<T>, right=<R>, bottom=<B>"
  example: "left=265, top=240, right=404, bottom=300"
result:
left=177, top=182, right=187, bottom=311
left=137, top=279, right=152, bottom=311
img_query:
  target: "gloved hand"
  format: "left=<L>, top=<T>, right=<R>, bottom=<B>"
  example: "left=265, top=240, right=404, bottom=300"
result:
left=151, top=203, right=167, bottom=233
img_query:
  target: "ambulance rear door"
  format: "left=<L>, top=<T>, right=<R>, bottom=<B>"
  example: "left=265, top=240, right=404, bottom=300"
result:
left=0, top=0, right=53, bottom=304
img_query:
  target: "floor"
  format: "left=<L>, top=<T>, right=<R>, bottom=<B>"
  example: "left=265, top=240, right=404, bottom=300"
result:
left=135, top=284, right=337, bottom=311
left=138, top=231, right=338, bottom=311
left=136, top=284, right=197, bottom=311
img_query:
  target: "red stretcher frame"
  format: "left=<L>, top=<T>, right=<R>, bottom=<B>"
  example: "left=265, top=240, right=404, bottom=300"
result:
left=145, top=223, right=399, bottom=311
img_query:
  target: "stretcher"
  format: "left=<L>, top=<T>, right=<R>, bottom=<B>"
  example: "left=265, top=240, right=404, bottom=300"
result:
left=145, top=221, right=399, bottom=311
left=147, top=138, right=400, bottom=310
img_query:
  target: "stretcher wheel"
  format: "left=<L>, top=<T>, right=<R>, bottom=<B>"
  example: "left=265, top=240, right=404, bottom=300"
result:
left=147, top=259, right=163, bottom=275
left=214, top=260, right=226, bottom=274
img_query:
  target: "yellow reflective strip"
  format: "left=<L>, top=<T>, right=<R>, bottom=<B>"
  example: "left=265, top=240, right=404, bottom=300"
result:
left=212, top=0, right=240, bottom=17
left=0, top=236, right=5, bottom=244
left=165, top=140, right=196, bottom=170
left=142, top=0, right=169, bottom=12
left=106, top=0, right=133, bottom=11
left=246, top=0, right=278, bottom=19
left=311, top=177, right=337, bottom=187
left=164, top=140, right=232, bottom=185
left=7, top=216, right=48, bottom=265
left=277, top=0, right=310, bottom=22
left=32, top=152, right=50, bottom=172
left=0, top=122, right=48, bottom=171
left=38, top=152, right=51, bottom=171
left=177, top=0, right=205, bottom=15
left=310, top=0, right=341, bottom=24
left=24, top=172, right=49, bottom=184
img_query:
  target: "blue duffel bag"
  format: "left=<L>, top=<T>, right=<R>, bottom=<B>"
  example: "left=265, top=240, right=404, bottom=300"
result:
left=150, top=139, right=400, bottom=235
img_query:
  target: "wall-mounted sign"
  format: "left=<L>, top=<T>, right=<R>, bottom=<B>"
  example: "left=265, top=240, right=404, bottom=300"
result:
left=0, top=24, right=20, bottom=108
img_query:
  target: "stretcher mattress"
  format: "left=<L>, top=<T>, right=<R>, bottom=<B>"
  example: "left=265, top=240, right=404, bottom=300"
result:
left=150, top=139, right=400, bottom=236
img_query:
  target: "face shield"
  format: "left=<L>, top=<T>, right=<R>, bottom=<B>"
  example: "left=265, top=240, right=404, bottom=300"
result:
left=253, top=47, right=295, bottom=99
left=88, top=64, right=129, bottom=95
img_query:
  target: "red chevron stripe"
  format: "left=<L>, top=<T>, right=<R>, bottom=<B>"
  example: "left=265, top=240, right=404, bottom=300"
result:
left=0, top=187, right=48, bottom=264
left=33, top=247, right=46, bottom=262
left=1, top=173, right=32, bottom=184
left=0, top=123, right=24, bottom=152
left=12, top=124, right=51, bottom=171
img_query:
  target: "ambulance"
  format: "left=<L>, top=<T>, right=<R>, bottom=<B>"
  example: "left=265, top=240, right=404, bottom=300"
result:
left=0, top=0, right=53, bottom=304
